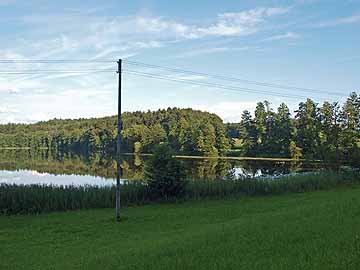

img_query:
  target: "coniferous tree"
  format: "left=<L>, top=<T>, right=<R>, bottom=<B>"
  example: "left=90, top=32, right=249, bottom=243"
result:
left=254, top=102, right=267, bottom=153
left=239, top=110, right=257, bottom=156
left=319, top=101, right=341, bottom=161
left=273, top=103, right=293, bottom=157
left=295, top=99, right=321, bottom=159
left=340, top=92, right=360, bottom=160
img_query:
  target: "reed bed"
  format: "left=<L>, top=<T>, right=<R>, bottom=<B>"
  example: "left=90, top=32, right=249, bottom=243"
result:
left=186, top=171, right=360, bottom=199
left=1, top=171, right=359, bottom=215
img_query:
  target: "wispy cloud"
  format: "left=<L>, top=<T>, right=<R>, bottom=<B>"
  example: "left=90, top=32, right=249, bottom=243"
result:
left=0, top=6, right=291, bottom=64
left=0, top=105, right=18, bottom=114
left=197, top=101, right=258, bottom=122
left=133, top=7, right=290, bottom=39
left=263, top=32, right=300, bottom=41
left=175, top=46, right=251, bottom=58
left=312, top=15, right=360, bottom=28
left=0, top=87, right=20, bottom=94
left=0, top=6, right=291, bottom=87
left=0, top=5, right=293, bottom=123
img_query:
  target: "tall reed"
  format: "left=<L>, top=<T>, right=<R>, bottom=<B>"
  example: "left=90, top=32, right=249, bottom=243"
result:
left=1, top=171, right=359, bottom=215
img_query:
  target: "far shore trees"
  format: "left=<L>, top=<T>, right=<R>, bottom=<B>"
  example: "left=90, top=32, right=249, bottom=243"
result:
left=0, top=92, right=359, bottom=163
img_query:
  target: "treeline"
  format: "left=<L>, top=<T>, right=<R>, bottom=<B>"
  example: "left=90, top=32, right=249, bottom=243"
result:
left=227, top=92, right=360, bottom=163
left=0, top=108, right=230, bottom=156
left=1, top=93, right=359, bottom=162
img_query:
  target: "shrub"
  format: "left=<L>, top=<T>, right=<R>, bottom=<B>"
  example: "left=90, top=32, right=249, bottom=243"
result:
left=144, top=144, right=187, bottom=200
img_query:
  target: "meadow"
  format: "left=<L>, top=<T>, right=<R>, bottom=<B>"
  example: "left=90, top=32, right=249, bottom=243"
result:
left=1, top=187, right=360, bottom=270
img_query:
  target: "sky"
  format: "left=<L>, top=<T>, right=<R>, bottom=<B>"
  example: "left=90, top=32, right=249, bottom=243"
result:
left=0, top=0, right=359, bottom=123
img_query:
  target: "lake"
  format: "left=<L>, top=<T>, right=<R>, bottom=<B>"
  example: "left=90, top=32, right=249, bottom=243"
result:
left=0, top=149, right=336, bottom=186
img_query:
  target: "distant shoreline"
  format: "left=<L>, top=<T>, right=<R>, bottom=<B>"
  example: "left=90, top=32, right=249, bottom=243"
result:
left=0, top=148, right=319, bottom=162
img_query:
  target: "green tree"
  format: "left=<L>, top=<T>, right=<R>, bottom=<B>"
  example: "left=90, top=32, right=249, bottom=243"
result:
left=295, top=99, right=321, bottom=159
left=144, top=144, right=187, bottom=199
left=273, top=103, right=293, bottom=157
left=340, top=92, right=360, bottom=161
left=289, top=141, right=303, bottom=160
left=254, top=102, right=267, bottom=152
left=319, top=101, right=341, bottom=161
left=239, top=110, right=257, bottom=156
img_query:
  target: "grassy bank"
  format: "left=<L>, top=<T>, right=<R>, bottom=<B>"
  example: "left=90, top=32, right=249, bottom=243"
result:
left=1, top=187, right=360, bottom=270
left=1, top=171, right=359, bottom=215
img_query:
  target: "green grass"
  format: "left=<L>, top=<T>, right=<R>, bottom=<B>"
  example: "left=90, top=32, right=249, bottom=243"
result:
left=2, top=171, right=359, bottom=215
left=1, top=187, right=360, bottom=270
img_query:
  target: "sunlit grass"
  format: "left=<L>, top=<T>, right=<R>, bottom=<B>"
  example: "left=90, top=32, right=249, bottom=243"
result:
left=1, top=187, right=360, bottom=270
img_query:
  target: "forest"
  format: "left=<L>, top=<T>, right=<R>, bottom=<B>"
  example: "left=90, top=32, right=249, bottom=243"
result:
left=0, top=92, right=359, bottom=163
left=227, top=92, right=359, bottom=164
left=0, top=108, right=230, bottom=156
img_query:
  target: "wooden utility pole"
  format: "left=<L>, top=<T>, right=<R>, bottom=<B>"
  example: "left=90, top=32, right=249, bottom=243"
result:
left=116, top=59, right=122, bottom=222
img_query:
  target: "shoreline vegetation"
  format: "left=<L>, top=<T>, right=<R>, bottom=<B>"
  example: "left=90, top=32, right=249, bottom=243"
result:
left=0, top=149, right=321, bottom=162
left=1, top=171, right=359, bottom=215
left=122, top=153, right=313, bottom=162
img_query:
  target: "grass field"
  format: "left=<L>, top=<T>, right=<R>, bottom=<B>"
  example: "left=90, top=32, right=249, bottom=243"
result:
left=1, top=186, right=360, bottom=270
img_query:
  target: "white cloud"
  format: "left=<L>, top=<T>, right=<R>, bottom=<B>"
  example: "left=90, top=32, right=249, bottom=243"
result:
left=175, top=46, right=251, bottom=58
left=193, top=7, right=289, bottom=38
left=1, top=6, right=290, bottom=65
left=132, top=7, right=290, bottom=39
left=135, top=16, right=190, bottom=36
left=0, top=77, right=44, bottom=94
left=197, top=101, right=258, bottom=122
left=8, top=88, right=20, bottom=94
left=264, top=32, right=300, bottom=41
left=0, top=105, right=18, bottom=114
left=0, top=6, right=292, bottom=123
left=127, top=101, right=258, bottom=123
left=24, top=112, right=51, bottom=123
left=0, top=87, right=20, bottom=94
left=313, top=15, right=360, bottom=28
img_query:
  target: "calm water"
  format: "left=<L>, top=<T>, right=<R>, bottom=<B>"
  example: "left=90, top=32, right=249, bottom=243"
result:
left=0, top=150, right=332, bottom=186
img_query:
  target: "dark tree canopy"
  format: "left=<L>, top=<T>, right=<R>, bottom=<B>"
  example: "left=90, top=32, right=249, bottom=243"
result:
left=0, top=108, right=230, bottom=156
left=233, top=93, right=359, bottom=164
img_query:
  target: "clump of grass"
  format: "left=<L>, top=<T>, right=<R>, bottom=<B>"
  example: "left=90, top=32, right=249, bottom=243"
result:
left=0, top=182, right=148, bottom=215
left=1, top=171, right=359, bottom=215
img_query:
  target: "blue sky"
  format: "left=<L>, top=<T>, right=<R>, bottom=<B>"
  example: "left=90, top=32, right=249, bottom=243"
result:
left=0, top=0, right=359, bottom=123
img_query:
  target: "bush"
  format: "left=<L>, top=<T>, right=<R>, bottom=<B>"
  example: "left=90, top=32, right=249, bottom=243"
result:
left=144, top=144, right=187, bottom=200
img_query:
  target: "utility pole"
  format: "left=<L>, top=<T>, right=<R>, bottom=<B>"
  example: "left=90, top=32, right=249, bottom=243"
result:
left=116, top=59, right=122, bottom=222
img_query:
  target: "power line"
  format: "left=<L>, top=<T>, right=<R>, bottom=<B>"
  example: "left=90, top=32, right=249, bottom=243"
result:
left=0, top=69, right=115, bottom=72
left=124, top=60, right=346, bottom=97
left=0, top=66, right=309, bottom=99
left=0, top=58, right=349, bottom=99
left=0, top=70, right=116, bottom=75
left=0, top=59, right=116, bottom=63
left=123, top=69, right=308, bottom=99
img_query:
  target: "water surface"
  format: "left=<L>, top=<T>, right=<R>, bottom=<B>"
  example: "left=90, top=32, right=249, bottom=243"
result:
left=0, top=150, right=333, bottom=186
